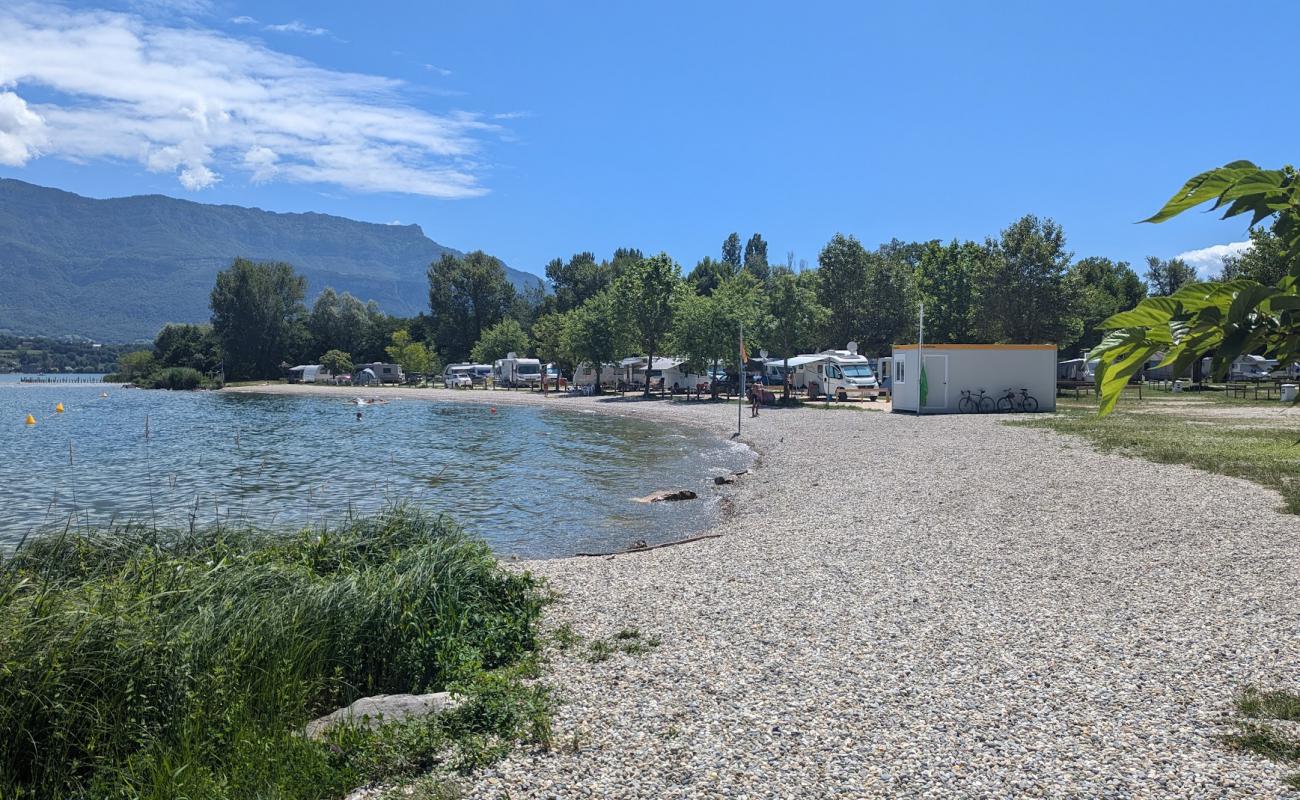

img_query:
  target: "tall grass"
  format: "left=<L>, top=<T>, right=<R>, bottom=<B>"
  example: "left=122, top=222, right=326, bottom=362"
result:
left=0, top=507, right=548, bottom=798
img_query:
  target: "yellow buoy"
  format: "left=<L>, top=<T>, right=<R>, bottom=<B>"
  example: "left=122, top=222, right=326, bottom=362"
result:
left=25, top=414, right=36, bottom=425
left=55, top=403, right=64, bottom=413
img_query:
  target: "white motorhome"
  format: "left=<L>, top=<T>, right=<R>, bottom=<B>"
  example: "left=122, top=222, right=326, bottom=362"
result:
left=785, top=345, right=881, bottom=401
left=442, top=363, right=475, bottom=388
left=493, top=353, right=542, bottom=387
left=1208, top=354, right=1278, bottom=381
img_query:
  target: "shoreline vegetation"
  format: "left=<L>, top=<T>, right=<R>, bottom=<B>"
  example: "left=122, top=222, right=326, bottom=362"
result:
left=0, top=507, right=550, bottom=799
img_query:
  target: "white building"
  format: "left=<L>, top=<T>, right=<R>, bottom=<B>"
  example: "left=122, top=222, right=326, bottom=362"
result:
left=891, top=344, right=1057, bottom=414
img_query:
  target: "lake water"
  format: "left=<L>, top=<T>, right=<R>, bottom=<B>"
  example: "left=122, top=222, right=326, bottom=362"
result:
left=0, top=376, right=751, bottom=558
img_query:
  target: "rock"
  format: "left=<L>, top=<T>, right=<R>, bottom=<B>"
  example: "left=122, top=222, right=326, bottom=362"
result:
left=305, top=692, right=461, bottom=740
left=713, top=475, right=736, bottom=485
left=633, top=489, right=698, bottom=503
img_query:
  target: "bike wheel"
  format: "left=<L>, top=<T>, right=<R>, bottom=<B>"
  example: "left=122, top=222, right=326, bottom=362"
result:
left=1022, top=395, right=1039, bottom=413
left=978, top=396, right=995, bottom=413
left=959, top=396, right=976, bottom=413
left=996, top=397, right=1013, bottom=413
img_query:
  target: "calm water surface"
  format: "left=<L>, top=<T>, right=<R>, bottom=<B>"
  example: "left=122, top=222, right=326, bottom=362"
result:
left=0, top=377, right=751, bottom=557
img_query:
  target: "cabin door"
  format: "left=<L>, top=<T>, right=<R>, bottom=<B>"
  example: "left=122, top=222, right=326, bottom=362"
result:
left=922, top=354, right=948, bottom=410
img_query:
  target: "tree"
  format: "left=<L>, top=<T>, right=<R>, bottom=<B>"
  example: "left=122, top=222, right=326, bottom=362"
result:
left=1090, top=160, right=1300, bottom=414
left=113, top=350, right=157, bottom=382
left=916, top=240, right=982, bottom=344
left=976, top=215, right=1078, bottom=346
left=309, top=287, right=377, bottom=358
left=767, top=271, right=827, bottom=399
left=546, top=252, right=611, bottom=312
left=687, top=256, right=736, bottom=296
left=614, top=253, right=682, bottom=397
left=859, top=245, right=918, bottom=355
left=1143, top=256, right=1198, bottom=296
left=672, top=273, right=767, bottom=397
left=209, top=258, right=307, bottom=380
left=1066, top=257, right=1147, bottom=352
left=743, top=233, right=770, bottom=282
left=564, top=291, right=627, bottom=395
left=427, top=251, right=516, bottom=363
left=470, top=319, right=531, bottom=365
left=816, top=233, right=872, bottom=349
left=385, top=329, right=432, bottom=376
left=531, top=311, right=573, bottom=386
left=722, top=233, right=742, bottom=270
left=319, top=349, right=353, bottom=377
left=153, top=323, right=221, bottom=373
left=1221, top=226, right=1297, bottom=285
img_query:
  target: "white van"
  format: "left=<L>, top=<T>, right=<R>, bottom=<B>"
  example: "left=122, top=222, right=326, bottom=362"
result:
left=493, top=353, right=542, bottom=388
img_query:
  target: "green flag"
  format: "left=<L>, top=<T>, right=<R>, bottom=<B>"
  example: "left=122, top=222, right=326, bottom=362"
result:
left=919, top=362, right=929, bottom=407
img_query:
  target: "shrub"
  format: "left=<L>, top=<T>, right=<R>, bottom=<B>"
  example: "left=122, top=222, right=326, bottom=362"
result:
left=148, top=366, right=204, bottom=390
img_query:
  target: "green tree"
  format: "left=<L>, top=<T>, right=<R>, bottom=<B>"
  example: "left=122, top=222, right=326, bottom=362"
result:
left=309, top=288, right=377, bottom=357
left=564, top=291, right=628, bottom=394
left=531, top=311, right=573, bottom=384
left=859, top=245, right=918, bottom=355
left=816, top=233, right=872, bottom=349
left=743, top=233, right=770, bottom=282
left=153, top=323, right=221, bottom=373
left=1090, top=160, right=1300, bottom=414
left=113, top=350, right=157, bottom=382
left=722, top=233, right=742, bottom=270
left=427, top=251, right=516, bottom=363
left=916, top=240, right=982, bottom=343
left=614, top=253, right=682, bottom=397
left=1220, top=226, right=1296, bottom=285
left=1143, top=255, right=1198, bottom=296
left=687, top=256, right=736, bottom=296
left=1066, top=257, right=1147, bottom=352
left=768, top=271, right=827, bottom=400
left=470, top=319, right=531, bottom=365
left=672, top=273, right=767, bottom=397
left=976, top=215, right=1078, bottom=346
left=385, top=329, right=432, bottom=377
left=209, top=258, right=308, bottom=380
left=545, top=253, right=611, bottom=312
left=319, top=349, right=353, bottom=377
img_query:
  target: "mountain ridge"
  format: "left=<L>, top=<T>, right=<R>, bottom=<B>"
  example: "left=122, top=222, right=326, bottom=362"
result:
left=0, top=179, right=542, bottom=341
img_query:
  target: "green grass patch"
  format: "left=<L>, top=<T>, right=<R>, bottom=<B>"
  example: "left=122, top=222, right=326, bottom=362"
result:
left=1225, top=688, right=1300, bottom=789
left=1015, top=406, right=1300, bottom=513
left=0, top=508, right=548, bottom=799
left=583, top=627, right=661, bottom=663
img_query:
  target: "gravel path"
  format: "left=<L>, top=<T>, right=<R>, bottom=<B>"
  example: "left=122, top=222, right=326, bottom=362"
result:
left=228, top=386, right=1300, bottom=796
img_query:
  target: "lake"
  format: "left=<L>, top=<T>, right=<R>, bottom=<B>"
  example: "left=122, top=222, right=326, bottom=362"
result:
left=0, top=377, right=751, bottom=558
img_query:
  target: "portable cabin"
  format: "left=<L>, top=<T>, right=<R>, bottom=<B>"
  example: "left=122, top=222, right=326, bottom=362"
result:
left=287, top=364, right=330, bottom=384
left=353, top=362, right=404, bottom=385
left=891, top=344, right=1057, bottom=413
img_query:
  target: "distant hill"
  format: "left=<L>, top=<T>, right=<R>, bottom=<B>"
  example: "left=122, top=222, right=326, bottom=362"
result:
left=0, top=179, right=542, bottom=341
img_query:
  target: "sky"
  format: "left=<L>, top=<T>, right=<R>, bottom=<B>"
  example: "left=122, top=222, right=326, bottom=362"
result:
left=1, top=0, right=1296, bottom=281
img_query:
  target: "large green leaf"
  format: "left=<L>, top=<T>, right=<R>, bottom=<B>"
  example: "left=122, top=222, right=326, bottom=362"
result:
left=1098, top=296, right=1180, bottom=329
left=1141, top=161, right=1259, bottom=223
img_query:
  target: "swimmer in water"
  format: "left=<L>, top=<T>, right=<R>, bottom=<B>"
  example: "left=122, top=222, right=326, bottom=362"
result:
left=355, top=411, right=362, bottom=421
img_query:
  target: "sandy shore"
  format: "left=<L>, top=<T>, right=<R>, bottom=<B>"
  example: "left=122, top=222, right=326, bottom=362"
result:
left=226, top=384, right=1300, bottom=797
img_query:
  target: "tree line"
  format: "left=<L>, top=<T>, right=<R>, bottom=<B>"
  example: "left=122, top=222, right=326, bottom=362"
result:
left=119, top=211, right=1292, bottom=388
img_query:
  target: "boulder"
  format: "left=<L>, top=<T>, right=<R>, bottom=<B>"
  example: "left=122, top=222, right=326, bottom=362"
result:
left=633, top=489, right=699, bottom=503
left=713, top=475, right=735, bottom=485
left=305, top=692, right=460, bottom=740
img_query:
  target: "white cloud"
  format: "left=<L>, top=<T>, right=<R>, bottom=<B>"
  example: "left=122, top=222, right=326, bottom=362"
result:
left=264, top=20, right=328, bottom=36
left=423, top=64, right=452, bottom=76
left=1176, top=240, right=1253, bottom=278
left=228, top=15, right=256, bottom=25
left=492, top=111, right=531, bottom=120
left=0, top=3, right=500, bottom=197
left=0, top=91, right=47, bottom=165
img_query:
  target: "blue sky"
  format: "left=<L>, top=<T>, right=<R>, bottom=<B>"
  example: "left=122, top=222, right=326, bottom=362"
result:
left=1, top=0, right=1296, bottom=280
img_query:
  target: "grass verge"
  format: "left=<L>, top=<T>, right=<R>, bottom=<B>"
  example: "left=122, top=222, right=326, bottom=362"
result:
left=0, top=507, right=549, bottom=799
left=1226, top=688, right=1300, bottom=789
left=1014, top=406, right=1300, bottom=514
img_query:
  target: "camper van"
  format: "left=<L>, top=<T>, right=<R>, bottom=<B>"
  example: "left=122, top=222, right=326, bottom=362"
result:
left=287, top=365, right=330, bottom=384
left=493, top=353, right=542, bottom=388
left=442, top=363, right=475, bottom=388
left=786, top=345, right=880, bottom=401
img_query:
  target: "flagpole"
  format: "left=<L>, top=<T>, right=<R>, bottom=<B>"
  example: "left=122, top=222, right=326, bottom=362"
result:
left=917, top=301, right=924, bottom=417
left=737, top=323, right=744, bottom=436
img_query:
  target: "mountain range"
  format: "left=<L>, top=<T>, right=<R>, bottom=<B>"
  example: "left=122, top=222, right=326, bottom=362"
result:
left=0, top=179, right=542, bottom=342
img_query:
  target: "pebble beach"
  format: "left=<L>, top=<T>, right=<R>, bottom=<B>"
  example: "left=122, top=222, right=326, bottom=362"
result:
left=227, top=385, right=1300, bottom=797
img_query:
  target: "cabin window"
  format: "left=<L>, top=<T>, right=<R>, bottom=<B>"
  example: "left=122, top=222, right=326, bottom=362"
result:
left=895, top=359, right=905, bottom=383
left=827, top=365, right=842, bottom=379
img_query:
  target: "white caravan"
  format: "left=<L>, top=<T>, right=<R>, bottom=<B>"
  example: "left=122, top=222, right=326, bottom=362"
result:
left=493, top=353, right=542, bottom=387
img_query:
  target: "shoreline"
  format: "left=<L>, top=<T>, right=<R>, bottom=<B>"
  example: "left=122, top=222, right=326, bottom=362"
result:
left=224, top=382, right=1300, bottom=797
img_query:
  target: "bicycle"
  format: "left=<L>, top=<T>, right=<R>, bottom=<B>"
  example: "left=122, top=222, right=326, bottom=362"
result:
left=996, top=387, right=1039, bottom=413
left=958, top=388, right=995, bottom=413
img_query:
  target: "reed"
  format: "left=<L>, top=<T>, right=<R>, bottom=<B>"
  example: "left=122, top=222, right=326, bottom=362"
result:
left=0, top=507, right=548, bottom=798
